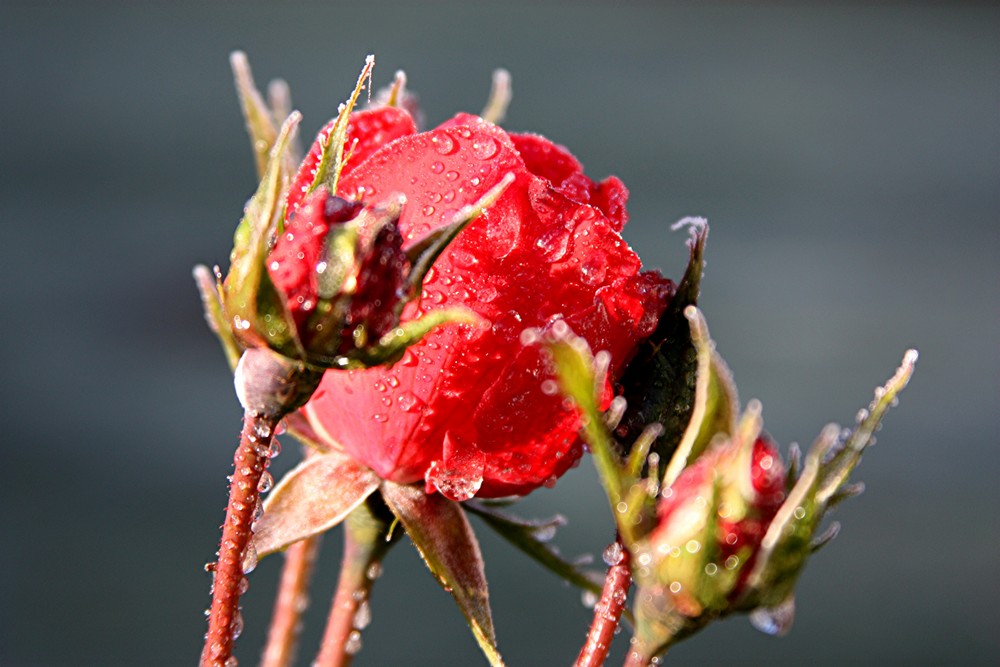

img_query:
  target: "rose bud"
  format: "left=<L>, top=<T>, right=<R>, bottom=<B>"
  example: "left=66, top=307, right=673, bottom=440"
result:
left=633, top=423, right=786, bottom=623
left=298, top=105, right=675, bottom=500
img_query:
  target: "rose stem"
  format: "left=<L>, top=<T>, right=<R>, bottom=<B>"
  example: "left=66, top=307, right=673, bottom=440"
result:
left=574, top=540, right=632, bottom=667
left=201, top=411, right=280, bottom=667
left=259, top=535, right=322, bottom=667
left=314, top=500, right=393, bottom=667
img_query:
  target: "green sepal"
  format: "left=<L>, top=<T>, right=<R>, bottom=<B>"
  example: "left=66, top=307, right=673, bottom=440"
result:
left=193, top=264, right=242, bottom=370
left=331, top=307, right=478, bottom=369
left=660, top=307, right=738, bottom=488
left=230, top=51, right=280, bottom=179
left=739, top=350, right=918, bottom=610
left=381, top=482, right=505, bottom=667
left=309, top=56, right=374, bottom=198
left=224, top=112, right=304, bottom=359
left=404, top=173, right=516, bottom=304
left=464, top=502, right=605, bottom=601
left=617, top=219, right=708, bottom=472
left=254, top=451, right=380, bottom=558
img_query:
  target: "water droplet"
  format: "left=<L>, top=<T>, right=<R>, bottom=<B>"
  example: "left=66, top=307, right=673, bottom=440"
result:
left=231, top=611, right=244, bottom=639
left=472, top=137, right=500, bottom=160
left=669, top=581, right=682, bottom=594
left=442, top=189, right=456, bottom=203
left=268, top=439, right=281, bottom=458
left=445, top=170, right=459, bottom=182
left=257, top=471, right=273, bottom=493
left=750, top=596, right=796, bottom=636
left=603, top=542, right=624, bottom=566
left=366, top=562, right=383, bottom=580
left=535, top=227, right=571, bottom=261
left=580, top=251, right=608, bottom=285
left=422, top=204, right=436, bottom=217
left=430, top=161, right=445, bottom=174
left=353, top=600, right=372, bottom=629
left=386, top=374, right=400, bottom=388
left=397, top=391, right=425, bottom=413
left=238, top=576, right=249, bottom=595
left=224, top=657, right=238, bottom=667
left=344, top=630, right=363, bottom=655
left=241, top=542, right=258, bottom=574
left=581, top=590, right=598, bottom=609
left=372, top=413, right=389, bottom=423
left=541, top=379, right=559, bottom=395
left=432, top=133, right=457, bottom=155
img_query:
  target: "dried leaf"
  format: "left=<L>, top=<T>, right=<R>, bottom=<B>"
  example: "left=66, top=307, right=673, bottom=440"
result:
left=255, top=451, right=379, bottom=558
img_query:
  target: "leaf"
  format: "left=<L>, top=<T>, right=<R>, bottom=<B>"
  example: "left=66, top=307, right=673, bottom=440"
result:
left=463, top=502, right=603, bottom=598
left=255, top=451, right=379, bottom=558
left=381, top=482, right=504, bottom=667
left=617, top=218, right=708, bottom=468
left=193, top=264, right=242, bottom=370
left=660, top=306, right=738, bottom=488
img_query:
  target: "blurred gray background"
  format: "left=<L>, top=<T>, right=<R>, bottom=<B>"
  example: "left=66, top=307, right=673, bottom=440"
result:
left=2, top=2, right=997, bottom=665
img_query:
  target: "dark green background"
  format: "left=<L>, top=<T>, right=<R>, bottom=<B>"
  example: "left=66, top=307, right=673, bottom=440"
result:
left=2, top=2, right=997, bottom=665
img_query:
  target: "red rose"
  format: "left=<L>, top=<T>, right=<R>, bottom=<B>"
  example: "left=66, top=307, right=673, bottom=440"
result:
left=279, top=105, right=673, bottom=500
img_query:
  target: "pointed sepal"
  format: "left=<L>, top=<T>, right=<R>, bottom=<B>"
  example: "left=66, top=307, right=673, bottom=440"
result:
left=254, top=451, right=380, bottom=558
left=381, top=482, right=504, bottom=667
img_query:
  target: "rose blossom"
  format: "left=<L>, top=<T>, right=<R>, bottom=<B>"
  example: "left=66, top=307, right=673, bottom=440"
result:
left=271, top=103, right=674, bottom=500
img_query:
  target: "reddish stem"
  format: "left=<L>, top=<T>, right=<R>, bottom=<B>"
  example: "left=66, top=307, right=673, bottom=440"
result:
left=260, top=535, right=322, bottom=667
left=575, top=541, right=632, bottom=667
left=314, top=502, right=392, bottom=667
left=201, top=411, right=279, bottom=667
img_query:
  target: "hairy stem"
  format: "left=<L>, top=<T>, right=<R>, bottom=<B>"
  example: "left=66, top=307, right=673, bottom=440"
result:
left=314, top=499, right=394, bottom=667
left=201, top=411, right=280, bottom=667
left=575, top=540, right=632, bottom=667
left=260, top=535, right=322, bottom=667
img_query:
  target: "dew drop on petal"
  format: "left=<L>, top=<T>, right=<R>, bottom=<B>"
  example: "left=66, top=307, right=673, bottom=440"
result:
left=432, top=133, right=457, bottom=155
left=430, top=161, right=445, bottom=174
left=471, top=137, right=500, bottom=160
left=397, top=391, right=425, bottom=413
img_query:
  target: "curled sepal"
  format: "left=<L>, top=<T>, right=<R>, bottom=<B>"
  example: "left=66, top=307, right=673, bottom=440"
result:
left=617, top=218, right=708, bottom=470
left=738, top=349, right=918, bottom=613
left=381, top=482, right=504, bottom=667
left=660, top=306, right=738, bottom=487
left=254, top=451, right=380, bottom=558
left=225, top=112, right=304, bottom=358
left=464, top=502, right=604, bottom=601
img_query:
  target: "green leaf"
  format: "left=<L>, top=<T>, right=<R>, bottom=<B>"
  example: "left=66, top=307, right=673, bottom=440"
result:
left=660, top=307, right=738, bottom=488
left=464, top=502, right=603, bottom=599
left=255, top=451, right=379, bottom=558
left=617, top=219, right=707, bottom=470
left=341, top=307, right=479, bottom=368
left=381, top=482, right=504, bottom=667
